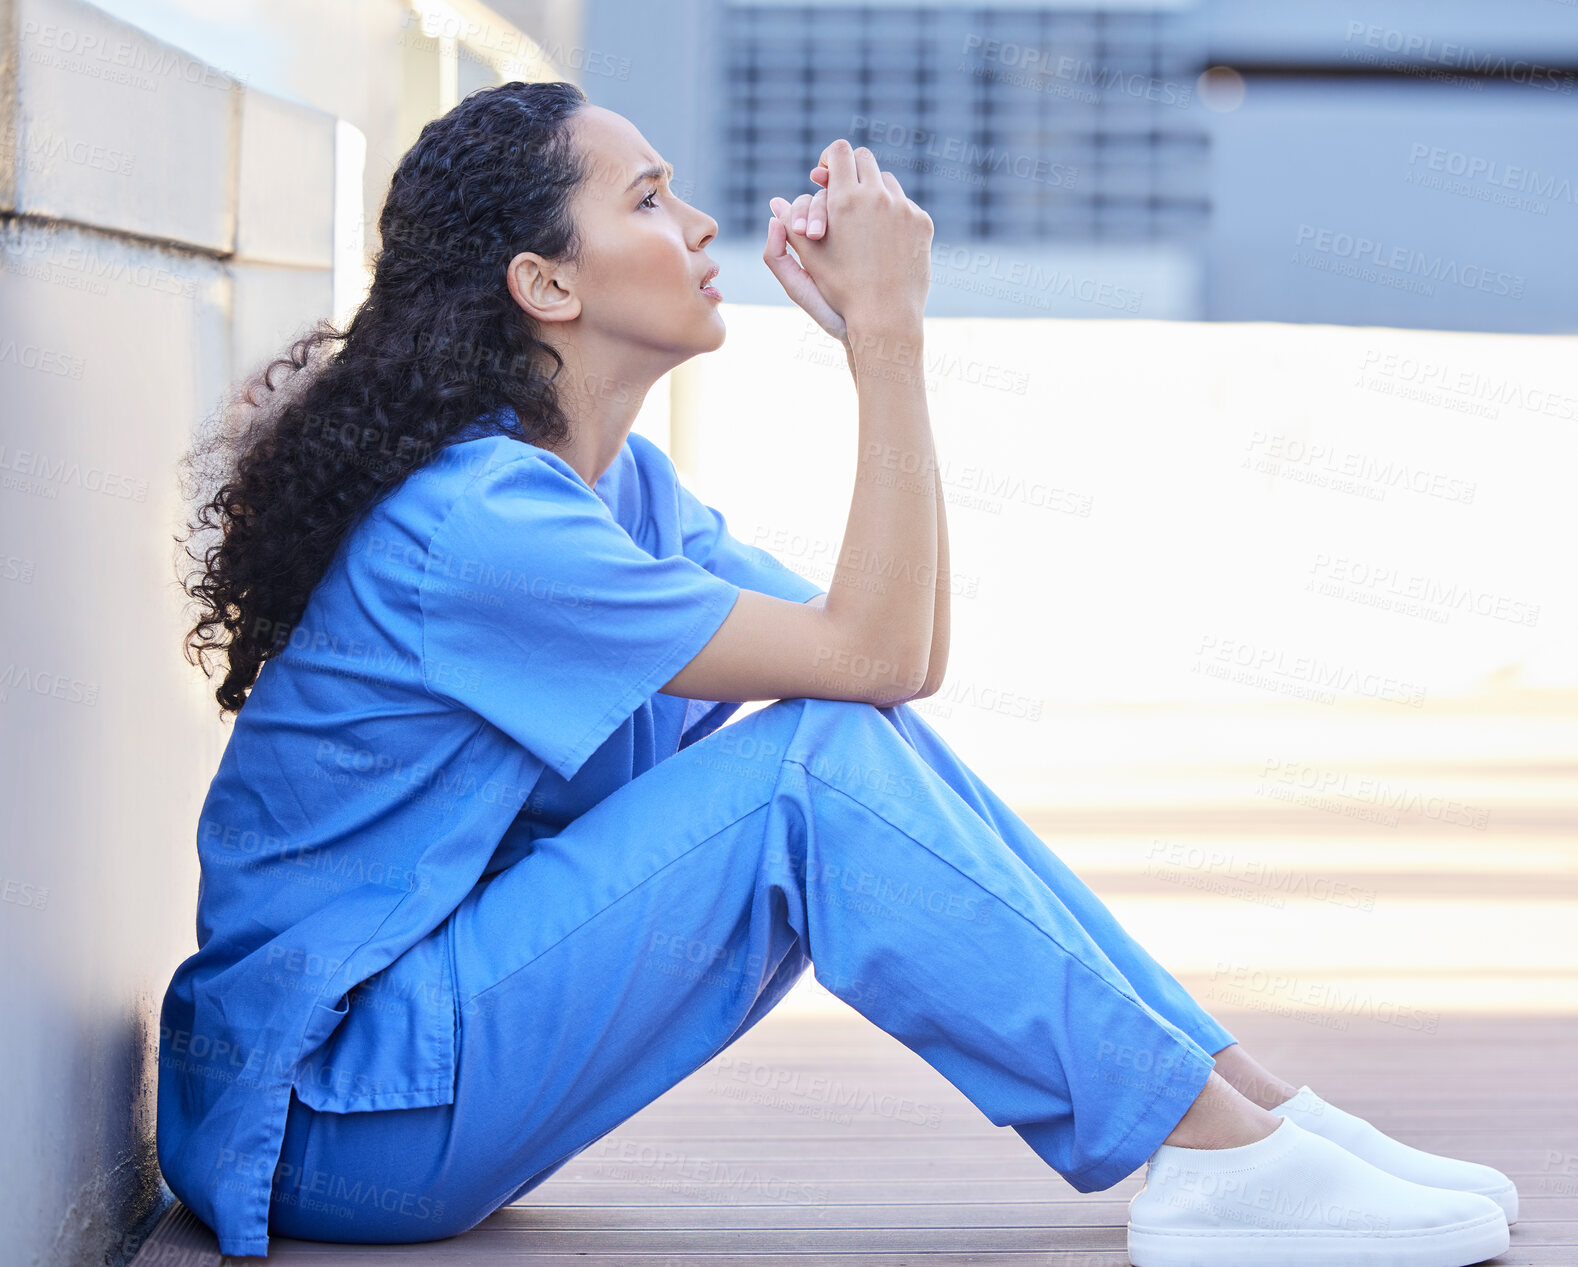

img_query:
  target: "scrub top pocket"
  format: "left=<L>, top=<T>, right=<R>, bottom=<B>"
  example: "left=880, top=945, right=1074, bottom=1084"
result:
left=291, top=915, right=460, bottom=1113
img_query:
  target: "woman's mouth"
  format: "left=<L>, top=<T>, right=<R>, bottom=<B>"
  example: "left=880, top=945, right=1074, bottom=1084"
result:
left=700, top=265, right=721, bottom=301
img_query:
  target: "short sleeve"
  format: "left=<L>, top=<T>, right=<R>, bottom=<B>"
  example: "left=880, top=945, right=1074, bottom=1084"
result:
left=675, top=480, right=827, bottom=604
left=418, top=453, right=744, bottom=782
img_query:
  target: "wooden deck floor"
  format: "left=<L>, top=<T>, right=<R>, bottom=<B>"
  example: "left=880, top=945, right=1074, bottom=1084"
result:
left=134, top=1002, right=1578, bottom=1266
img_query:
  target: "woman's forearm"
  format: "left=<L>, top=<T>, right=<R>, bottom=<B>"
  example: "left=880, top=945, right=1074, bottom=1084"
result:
left=841, top=334, right=951, bottom=698
left=828, top=318, right=936, bottom=703
left=920, top=458, right=951, bottom=695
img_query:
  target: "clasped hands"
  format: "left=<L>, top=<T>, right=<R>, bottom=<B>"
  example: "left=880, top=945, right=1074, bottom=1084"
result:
left=762, top=138, right=932, bottom=353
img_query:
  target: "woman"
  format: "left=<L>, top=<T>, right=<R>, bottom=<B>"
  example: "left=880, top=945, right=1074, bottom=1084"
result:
left=160, top=81, right=1515, bottom=1266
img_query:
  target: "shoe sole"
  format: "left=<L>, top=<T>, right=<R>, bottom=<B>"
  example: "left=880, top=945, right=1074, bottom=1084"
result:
left=1128, top=1207, right=1509, bottom=1267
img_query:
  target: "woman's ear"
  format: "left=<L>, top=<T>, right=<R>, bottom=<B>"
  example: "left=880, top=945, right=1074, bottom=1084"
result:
left=506, top=251, right=581, bottom=323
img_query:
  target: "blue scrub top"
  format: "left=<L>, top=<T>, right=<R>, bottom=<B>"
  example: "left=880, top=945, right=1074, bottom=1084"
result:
left=156, top=408, right=825, bottom=1256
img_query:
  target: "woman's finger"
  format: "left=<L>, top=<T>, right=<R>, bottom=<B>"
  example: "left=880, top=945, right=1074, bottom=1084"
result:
left=762, top=213, right=844, bottom=338
left=765, top=210, right=812, bottom=284
left=880, top=169, right=910, bottom=203
left=878, top=171, right=927, bottom=217
left=767, top=193, right=811, bottom=251
left=820, top=138, right=857, bottom=192
left=789, top=191, right=815, bottom=236
left=806, top=187, right=829, bottom=238
left=762, top=214, right=801, bottom=284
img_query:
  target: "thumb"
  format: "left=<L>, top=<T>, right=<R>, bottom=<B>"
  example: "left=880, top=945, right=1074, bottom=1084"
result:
left=763, top=215, right=813, bottom=293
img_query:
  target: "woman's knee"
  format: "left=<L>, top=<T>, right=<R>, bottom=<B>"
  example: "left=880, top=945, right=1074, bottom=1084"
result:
left=687, top=696, right=895, bottom=789
left=693, top=695, right=860, bottom=755
left=748, top=695, right=878, bottom=722
left=780, top=695, right=900, bottom=733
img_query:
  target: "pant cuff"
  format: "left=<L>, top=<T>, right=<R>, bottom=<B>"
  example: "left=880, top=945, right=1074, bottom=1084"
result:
left=1063, top=1037, right=1218, bottom=1192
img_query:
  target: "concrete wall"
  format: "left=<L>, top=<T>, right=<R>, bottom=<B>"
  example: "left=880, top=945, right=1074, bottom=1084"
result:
left=0, top=1, right=351, bottom=1261
left=89, top=0, right=580, bottom=281
left=1, top=0, right=575, bottom=1257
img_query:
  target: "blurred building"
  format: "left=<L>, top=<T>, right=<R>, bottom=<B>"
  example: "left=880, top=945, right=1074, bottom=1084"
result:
left=580, top=0, right=1578, bottom=332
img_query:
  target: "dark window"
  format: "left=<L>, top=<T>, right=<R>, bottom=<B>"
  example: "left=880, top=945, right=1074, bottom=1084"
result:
left=720, top=5, right=1210, bottom=243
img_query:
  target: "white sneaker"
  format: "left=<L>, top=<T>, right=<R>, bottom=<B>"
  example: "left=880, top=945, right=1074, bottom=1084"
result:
left=1127, top=1117, right=1509, bottom=1267
left=1271, top=1085, right=1519, bottom=1224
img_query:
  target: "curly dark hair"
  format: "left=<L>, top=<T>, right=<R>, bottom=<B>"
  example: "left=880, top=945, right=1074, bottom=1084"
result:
left=176, top=79, right=591, bottom=716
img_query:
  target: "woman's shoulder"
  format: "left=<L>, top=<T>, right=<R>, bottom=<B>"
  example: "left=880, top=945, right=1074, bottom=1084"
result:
left=372, top=416, right=673, bottom=548
left=424, top=424, right=672, bottom=513
left=621, top=428, right=672, bottom=475
left=395, top=428, right=577, bottom=521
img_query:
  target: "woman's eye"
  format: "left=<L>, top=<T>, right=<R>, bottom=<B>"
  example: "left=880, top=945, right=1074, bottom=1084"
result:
left=640, top=189, right=659, bottom=209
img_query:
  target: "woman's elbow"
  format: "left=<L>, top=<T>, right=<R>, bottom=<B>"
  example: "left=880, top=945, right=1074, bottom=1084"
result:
left=905, top=657, right=947, bottom=702
left=857, top=658, right=935, bottom=708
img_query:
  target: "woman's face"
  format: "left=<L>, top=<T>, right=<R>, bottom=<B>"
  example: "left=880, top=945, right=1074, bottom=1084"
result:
left=511, top=105, right=725, bottom=365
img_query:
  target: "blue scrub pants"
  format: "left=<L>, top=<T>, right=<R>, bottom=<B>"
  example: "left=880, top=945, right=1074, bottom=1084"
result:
left=267, top=696, right=1236, bottom=1244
